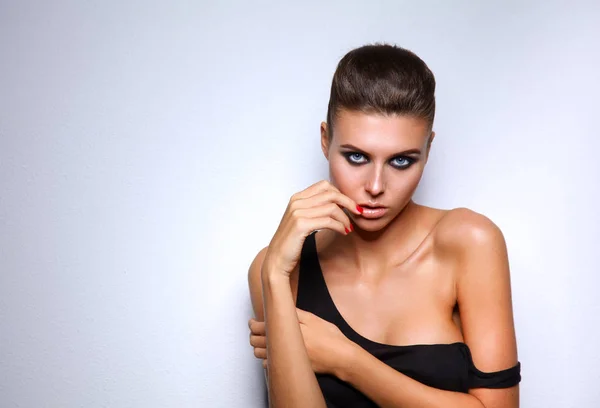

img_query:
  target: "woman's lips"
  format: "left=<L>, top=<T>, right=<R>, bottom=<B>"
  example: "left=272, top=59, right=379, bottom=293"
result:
left=359, top=206, right=387, bottom=219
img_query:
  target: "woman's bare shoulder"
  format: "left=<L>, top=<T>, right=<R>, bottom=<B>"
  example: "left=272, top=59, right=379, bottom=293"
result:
left=432, top=207, right=506, bottom=255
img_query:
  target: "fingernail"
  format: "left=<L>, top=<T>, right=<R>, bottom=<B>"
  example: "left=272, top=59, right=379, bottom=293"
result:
left=356, top=205, right=364, bottom=214
left=350, top=224, right=354, bottom=232
left=345, top=227, right=350, bottom=234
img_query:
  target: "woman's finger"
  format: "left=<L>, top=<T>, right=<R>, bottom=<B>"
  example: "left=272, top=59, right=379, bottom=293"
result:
left=249, top=319, right=265, bottom=335
left=290, top=179, right=333, bottom=201
left=298, top=216, right=350, bottom=236
left=253, top=347, right=267, bottom=359
left=292, top=202, right=353, bottom=233
left=294, top=189, right=362, bottom=216
left=250, top=334, right=267, bottom=348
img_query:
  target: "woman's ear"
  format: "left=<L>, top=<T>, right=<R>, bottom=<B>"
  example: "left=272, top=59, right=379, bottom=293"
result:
left=320, top=122, right=330, bottom=160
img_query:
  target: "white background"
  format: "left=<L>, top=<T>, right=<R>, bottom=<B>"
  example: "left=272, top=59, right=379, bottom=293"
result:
left=1, top=1, right=599, bottom=407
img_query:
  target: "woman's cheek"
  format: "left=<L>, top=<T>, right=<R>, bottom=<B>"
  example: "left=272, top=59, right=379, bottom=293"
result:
left=395, top=169, right=424, bottom=196
left=329, top=164, right=357, bottom=192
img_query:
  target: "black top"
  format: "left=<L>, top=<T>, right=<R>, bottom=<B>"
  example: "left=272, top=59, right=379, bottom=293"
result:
left=296, top=231, right=521, bottom=407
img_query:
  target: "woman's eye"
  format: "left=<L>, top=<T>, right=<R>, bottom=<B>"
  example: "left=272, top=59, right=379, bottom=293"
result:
left=391, top=157, right=413, bottom=168
left=346, top=153, right=366, bottom=164
left=344, top=153, right=414, bottom=168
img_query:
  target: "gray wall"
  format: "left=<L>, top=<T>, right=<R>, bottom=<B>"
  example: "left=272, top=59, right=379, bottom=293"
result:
left=1, top=1, right=599, bottom=407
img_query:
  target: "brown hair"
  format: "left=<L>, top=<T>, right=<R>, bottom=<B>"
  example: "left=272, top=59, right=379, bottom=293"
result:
left=326, top=43, right=436, bottom=139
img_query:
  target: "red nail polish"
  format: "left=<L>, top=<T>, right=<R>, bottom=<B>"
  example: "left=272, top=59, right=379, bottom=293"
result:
left=356, top=205, right=364, bottom=214
left=345, top=227, right=350, bottom=234
left=350, top=224, right=354, bottom=232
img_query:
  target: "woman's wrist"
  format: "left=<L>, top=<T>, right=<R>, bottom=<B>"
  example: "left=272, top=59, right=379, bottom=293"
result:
left=261, top=268, right=289, bottom=290
left=261, top=257, right=291, bottom=283
left=332, top=341, right=361, bottom=382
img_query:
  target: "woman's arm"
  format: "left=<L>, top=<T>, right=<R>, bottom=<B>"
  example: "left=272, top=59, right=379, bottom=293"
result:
left=248, top=180, right=360, bottom=407
left=330, top=209, right=519, bottom=408
left=452, top=210, right=519, bottom=407
left=248, top=247, right=327, bottom=408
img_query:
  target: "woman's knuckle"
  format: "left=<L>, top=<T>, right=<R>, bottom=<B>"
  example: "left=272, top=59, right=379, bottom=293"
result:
left=294, top=216, right=306, bottom=230
left=287, top=200, right=298, bottom=214
left=290, top=207, right=301, bottom=219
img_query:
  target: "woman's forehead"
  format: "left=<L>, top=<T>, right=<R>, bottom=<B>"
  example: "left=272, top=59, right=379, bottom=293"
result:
left=332, top=110, right=429, bottom=151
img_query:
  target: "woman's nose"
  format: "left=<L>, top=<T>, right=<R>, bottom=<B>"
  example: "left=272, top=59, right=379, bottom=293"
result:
left=365, top=168, right=385, bottom=196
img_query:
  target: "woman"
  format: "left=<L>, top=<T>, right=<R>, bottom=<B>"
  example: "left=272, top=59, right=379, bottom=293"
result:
left=247, top=43, right=521, bottom=408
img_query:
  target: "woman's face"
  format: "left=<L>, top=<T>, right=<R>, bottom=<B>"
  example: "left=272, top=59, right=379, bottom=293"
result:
left=321, top=109, right=434, bottom=232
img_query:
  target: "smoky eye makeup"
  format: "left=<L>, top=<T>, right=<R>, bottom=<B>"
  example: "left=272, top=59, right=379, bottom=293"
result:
left=343, top=152, right=368, bottom=164
left=341, top=151, right=417, bottom=169
left=390, top=156, right=416, bottom=168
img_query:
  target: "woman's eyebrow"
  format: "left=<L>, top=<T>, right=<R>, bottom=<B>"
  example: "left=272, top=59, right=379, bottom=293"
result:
left=339, top=144, right=422, bottom=156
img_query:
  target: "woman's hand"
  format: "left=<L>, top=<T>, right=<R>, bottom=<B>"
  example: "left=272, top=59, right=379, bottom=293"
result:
left=249, top=309, right=355, bottom=376
left=248, top=319, right=269, bottom=369
left=263, top=180, right=363, bottom=279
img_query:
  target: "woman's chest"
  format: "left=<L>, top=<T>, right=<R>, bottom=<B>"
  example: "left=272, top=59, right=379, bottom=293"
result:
left=292, top=255, right=461, bottom=346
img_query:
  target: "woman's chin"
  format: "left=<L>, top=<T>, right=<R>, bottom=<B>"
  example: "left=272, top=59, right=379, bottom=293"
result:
left=352, top=217, right=389, bottom=233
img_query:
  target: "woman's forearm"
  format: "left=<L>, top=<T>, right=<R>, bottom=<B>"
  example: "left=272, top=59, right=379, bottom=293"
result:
left=261, top=265, right=327, bottom=408
left=337, top=344, right=486, bottom=408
